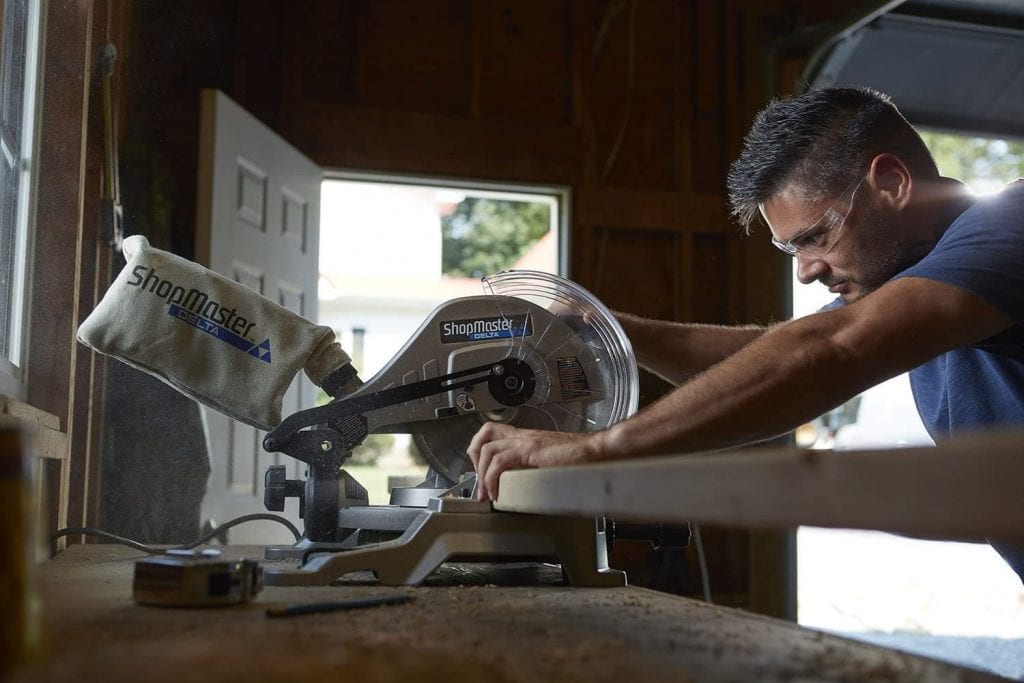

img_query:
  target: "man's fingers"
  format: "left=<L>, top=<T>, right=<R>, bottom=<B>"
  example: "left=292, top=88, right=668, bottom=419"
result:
left=483, top=451, right=506, bottom=502
left=467, top=421, right=512, bottom=465
left=468, top=423, right=540, bottom=502
left=473, top=442, right=492, bottom=501
left=478, top=439, right=519, bottom=502
left=483, top=440, right=526, bottom=502
left=475, top=438, right=508, bottom=501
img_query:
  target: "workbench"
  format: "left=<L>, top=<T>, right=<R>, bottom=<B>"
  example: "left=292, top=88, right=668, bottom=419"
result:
left=9, top=545, right=1007, bottom=682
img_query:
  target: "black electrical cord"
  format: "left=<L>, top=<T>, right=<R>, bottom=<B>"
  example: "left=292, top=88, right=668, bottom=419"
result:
left=52, top=513, right=301, bottom=554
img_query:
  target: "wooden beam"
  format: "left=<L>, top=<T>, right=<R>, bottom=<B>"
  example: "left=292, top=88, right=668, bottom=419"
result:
left=575, top=186, right=731, bottom=234
left=0, top=397, right=68, bottom=461
left=495, top=431, right=1024, bottom=542
left=279, top=102, right=582, bottom=185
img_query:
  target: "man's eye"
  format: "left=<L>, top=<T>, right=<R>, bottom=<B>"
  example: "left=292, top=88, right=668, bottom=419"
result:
left=794, top=229, right=828, bottom=249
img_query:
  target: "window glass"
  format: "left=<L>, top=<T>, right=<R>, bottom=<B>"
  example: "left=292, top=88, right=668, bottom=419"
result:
left=0, top=0, right=42, bottom=395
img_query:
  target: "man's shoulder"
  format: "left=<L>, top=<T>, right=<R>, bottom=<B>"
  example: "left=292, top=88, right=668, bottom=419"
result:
left=925, top=181, right=1024, bottom=254
left=953, top=179, right=1024, bottom=226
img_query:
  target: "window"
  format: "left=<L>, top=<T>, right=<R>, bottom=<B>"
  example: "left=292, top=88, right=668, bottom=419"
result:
left=0, top=0, right=44, bottom=398
left=319, top=175, right=565, bottom=379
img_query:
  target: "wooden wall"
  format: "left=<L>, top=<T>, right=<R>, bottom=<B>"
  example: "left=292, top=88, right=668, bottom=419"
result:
left=19, top=0, right=130, bottom=548
left=231, top=0, right=794, bottom=329
left=28, top=0, right=867, bottom=616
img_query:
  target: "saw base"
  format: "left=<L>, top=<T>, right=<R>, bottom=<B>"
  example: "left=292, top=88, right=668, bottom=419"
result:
left=263, top=497, right=626, bottom=587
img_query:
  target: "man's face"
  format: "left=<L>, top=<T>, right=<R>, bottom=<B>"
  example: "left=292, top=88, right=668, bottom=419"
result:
left=761, top=179, right=916, bottom=304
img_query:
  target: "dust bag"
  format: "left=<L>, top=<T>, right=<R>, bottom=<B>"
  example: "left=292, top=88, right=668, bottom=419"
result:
left=77, top=235, right=352, bottom=430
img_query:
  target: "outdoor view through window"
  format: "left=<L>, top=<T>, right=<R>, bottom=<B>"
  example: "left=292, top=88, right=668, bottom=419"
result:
left=796, top=131, right=1024, bottom=672
left=318, top=178, right=560, bottom=503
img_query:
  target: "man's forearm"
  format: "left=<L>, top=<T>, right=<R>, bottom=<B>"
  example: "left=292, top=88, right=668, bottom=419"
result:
left=601, top=311, right=888, bottom=459
left=615, top=312, right=768, bottom=384
left=603, top=276, right=1017, bottom=460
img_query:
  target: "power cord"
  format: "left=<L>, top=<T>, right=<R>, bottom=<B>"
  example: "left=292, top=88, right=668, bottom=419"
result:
left=52, top=513, right=302, bottom=554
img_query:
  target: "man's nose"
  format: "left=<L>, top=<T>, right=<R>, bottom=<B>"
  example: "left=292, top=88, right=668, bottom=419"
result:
left=795, top=253, right=829, bottom=285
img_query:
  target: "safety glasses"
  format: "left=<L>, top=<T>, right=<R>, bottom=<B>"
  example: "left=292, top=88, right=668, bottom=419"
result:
left=769, top=175, right=866, bottom=257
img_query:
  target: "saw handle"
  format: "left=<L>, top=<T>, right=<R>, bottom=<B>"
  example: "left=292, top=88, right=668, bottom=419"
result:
left=263, top=360, right=516, bottom=453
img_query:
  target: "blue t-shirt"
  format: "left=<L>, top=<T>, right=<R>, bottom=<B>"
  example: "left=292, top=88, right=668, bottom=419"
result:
left=893, top=180, right=1024, bottom=441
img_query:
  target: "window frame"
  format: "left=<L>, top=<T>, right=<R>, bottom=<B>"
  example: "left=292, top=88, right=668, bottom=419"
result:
left=0, top=0, right=45, bottom=400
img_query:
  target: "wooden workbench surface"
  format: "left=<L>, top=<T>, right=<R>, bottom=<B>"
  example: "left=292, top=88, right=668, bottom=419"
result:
left=10, top=545, right=1006, bottom=683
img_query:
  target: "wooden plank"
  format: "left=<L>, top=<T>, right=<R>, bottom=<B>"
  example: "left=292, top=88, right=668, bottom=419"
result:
left=352, top=0, right=470, bottom=116
left=569, top=0, right=596, bottom=184
left=73, top=0, right=122, bottom=535
left=28, top=0, right=96, bottom=547
left=583, top=227, right=680, bottom=319
left=673, top=0, right=692, bottom=192
left=469, top=1, right=482, bottom=117
left=575, top=186, right=730, bottom=233
left=0, top=397, right=68, bottom=461
left=14, top=544, right=1002, bottom=683
left=280, top=102, right=582, bottom=184
left=677, top=231, right=694, bottom=321
left=474, top=0, right=568, bottom=125
left=496, top=431, right=1024, bottom=542
left=692, top=233, right=731, bottom=323
left=0, top=396, right=60, bottom=431
left=691, top=0, right=727, bottom=193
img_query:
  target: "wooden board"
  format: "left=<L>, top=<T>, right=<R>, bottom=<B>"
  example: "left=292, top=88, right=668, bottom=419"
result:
left=496, top=431, right=1024, bottom=542
left=0, top=397, right=68, bottom=462
left=7, top=545, right=1004, bottom=682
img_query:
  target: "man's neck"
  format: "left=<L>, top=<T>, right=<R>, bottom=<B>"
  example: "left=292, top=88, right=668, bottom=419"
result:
left=930, top=177, right=976, bottom=240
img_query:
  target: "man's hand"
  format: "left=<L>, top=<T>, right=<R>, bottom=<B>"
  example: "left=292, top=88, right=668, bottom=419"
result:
left=467, top=423, right=603, bottom=502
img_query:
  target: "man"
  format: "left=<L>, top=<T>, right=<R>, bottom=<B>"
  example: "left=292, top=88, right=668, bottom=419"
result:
left=468, top=86, right=1024, bottom=578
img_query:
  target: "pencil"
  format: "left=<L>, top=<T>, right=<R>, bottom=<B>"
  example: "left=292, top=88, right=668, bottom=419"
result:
left=265, top=593, right=413, bottom=617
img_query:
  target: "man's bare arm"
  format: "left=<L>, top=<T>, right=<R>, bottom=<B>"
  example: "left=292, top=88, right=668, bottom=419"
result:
left=615, top=312, right=767, bottom=385
left=601, top=277, right=1012, bottom=458
left=469, top=277, right=1012, bottom=501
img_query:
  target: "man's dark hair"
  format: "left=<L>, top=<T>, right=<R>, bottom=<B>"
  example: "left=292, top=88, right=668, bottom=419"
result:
left=726, top=86, right=939, bottom=233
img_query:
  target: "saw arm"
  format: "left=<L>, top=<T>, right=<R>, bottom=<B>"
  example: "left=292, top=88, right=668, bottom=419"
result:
left=262, top=357, right=539, bottom=455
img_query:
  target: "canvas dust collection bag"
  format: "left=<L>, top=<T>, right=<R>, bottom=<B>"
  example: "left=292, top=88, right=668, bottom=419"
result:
left=77, top=235, right=353, bottom=430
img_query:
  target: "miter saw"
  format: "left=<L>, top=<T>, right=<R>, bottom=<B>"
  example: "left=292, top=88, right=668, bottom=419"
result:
left=258, top=270, right=641, bottom=587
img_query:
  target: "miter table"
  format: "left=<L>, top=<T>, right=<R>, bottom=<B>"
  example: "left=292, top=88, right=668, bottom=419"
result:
left=9, top=545, right=1005, bottom=682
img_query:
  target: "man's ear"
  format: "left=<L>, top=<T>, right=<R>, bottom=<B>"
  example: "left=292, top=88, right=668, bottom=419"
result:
left=868, top=153, right=912, bottom=210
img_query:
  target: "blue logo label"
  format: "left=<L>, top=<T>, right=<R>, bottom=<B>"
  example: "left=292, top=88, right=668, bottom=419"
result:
left=439, top=314, right=533, bottom=344
left=168, top=304, right=271, bottom=364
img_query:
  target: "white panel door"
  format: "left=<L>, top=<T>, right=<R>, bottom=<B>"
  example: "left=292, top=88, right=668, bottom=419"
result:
left=196, top=89, right=321, bottom=544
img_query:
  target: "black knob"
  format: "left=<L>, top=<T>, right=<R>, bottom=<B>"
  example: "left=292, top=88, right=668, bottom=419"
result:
left=264, top=465, right=288, bottom=511
left=264, top=466, right=305, bottom=512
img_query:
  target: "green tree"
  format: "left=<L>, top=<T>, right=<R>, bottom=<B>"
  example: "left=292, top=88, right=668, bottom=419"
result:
left=441, top=198, right=550, bottom=277
left=920, top=131, right=1024, bottom=190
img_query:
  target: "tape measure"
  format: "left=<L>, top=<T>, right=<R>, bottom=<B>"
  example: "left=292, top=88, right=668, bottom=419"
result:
left=133, top=551, right=263, bottom=607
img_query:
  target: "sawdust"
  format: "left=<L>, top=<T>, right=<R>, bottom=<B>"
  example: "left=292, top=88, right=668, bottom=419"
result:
left=9, top=546, right=1007, bottom=683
